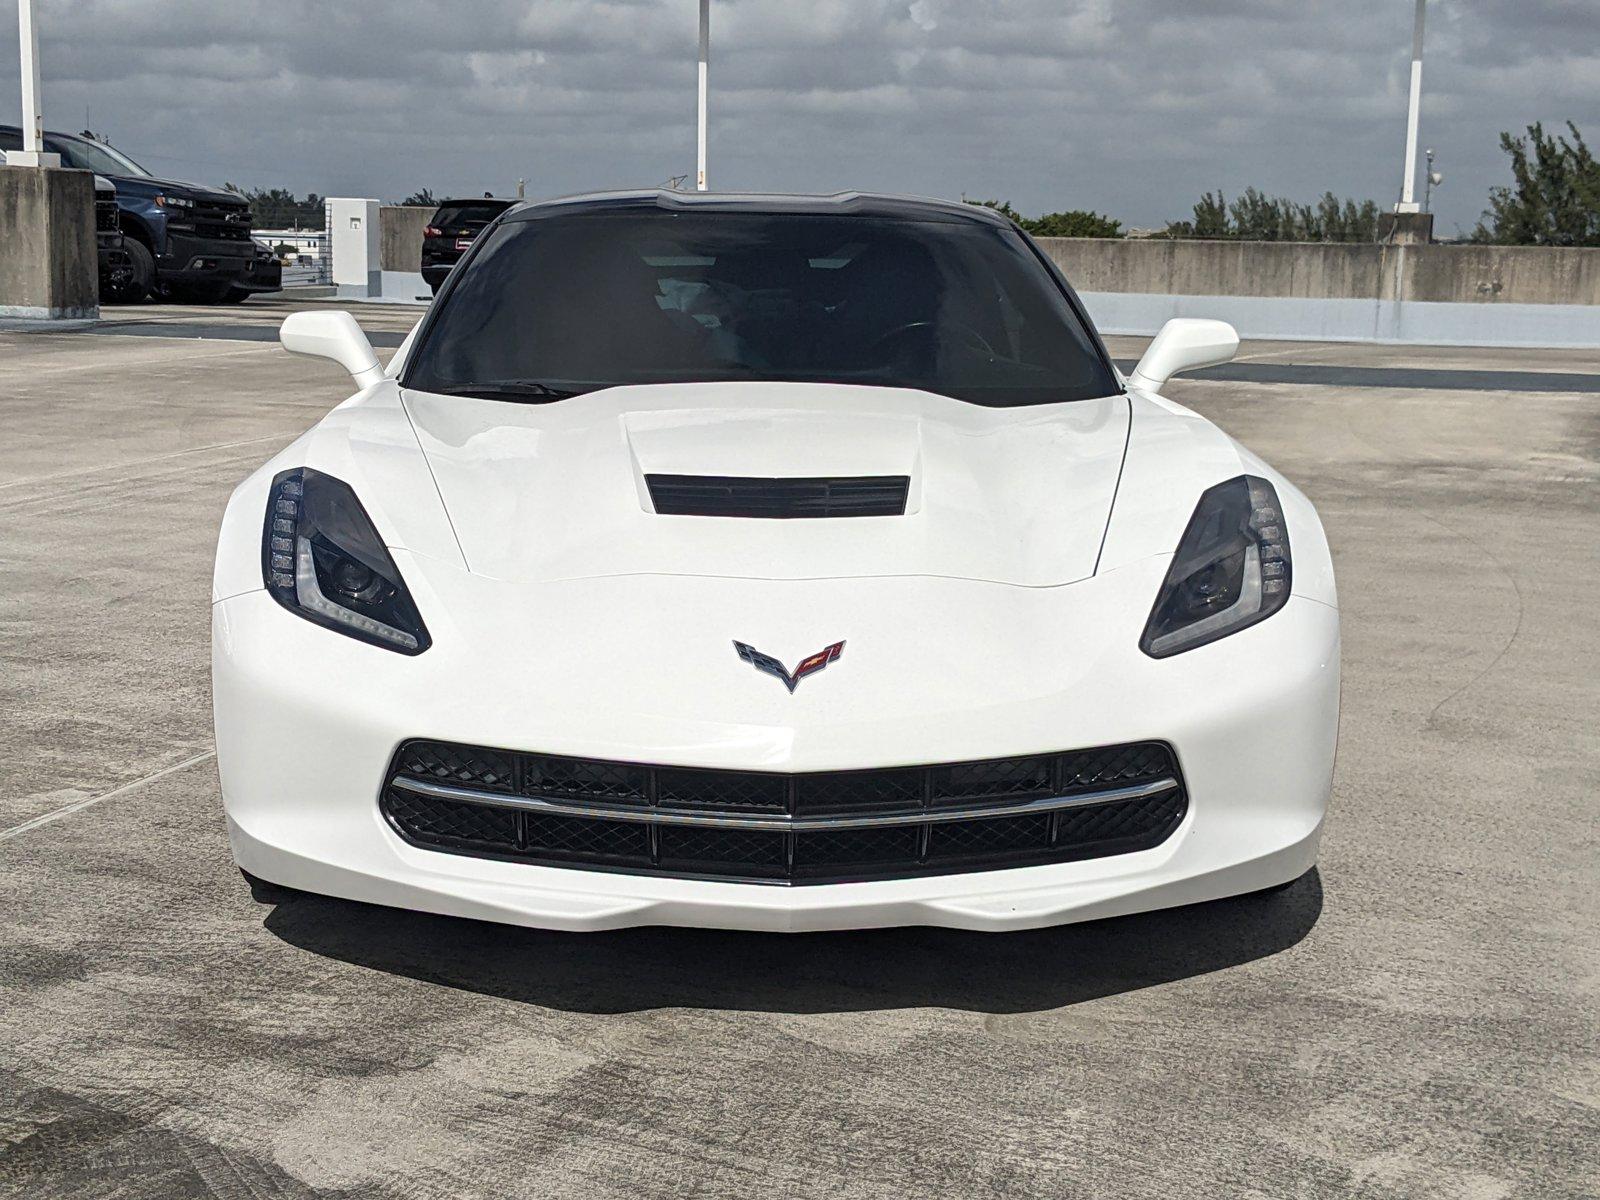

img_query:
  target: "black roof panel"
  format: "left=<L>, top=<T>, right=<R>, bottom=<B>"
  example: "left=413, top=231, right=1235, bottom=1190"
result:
left=502, top=189, right=1011, bottom=227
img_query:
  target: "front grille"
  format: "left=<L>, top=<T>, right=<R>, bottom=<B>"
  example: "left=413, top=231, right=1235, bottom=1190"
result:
left=380, top=739, right=1187, bottom=885
left=646, top=474, right=910, bottom=518
left=95, top=198, right=119, bottom=233
left=191, top=201, right=252, bottom=242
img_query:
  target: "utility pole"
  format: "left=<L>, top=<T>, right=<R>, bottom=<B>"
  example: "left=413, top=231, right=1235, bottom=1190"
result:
left=696, top=0, right=709, bottom=191
left=1396, top=0, right=1426, bottom=213
left=11, top=0, right=60, bottom=167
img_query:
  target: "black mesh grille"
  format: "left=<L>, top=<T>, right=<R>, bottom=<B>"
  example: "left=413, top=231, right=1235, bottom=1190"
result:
left=524, top=812, right=649, bottom=861
left=660, top=826, right=786, bottom=874
left=646, top=474, right=910, bottom=519
left=384, top=787, right=518, bottom=850
left=657, top=768, right=787, bottom=812
left=380, top=739, right=1185, bottom=884
left=525, top=755, right=648, bottom=805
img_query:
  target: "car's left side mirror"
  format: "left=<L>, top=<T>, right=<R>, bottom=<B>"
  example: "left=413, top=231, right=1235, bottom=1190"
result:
left=1128, top=318, right=1239, bottom=393
left=280, top=310, right=384, bottom=390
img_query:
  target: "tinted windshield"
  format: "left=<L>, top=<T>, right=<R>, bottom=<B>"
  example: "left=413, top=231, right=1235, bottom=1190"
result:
left=432, top=203, right=510, bottom=233
left=49, top=136, right=150, bottom=177
left=403, top=210, right=1118, bottom=407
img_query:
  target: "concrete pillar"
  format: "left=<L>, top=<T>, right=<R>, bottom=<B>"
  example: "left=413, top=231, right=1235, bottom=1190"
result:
left=1378, top=212, right=1434, bottom=245
left=0, top=166, right=98, bottom=322
left=328, top=198, right=381, bottom=300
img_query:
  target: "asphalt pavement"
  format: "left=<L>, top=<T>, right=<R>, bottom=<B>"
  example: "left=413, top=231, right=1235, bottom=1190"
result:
left=1, top=296, right=1595, bottom=1198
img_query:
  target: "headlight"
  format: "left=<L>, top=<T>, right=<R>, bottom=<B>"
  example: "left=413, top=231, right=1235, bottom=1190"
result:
left=1140, top=475, right=1291, bottom=658
left=261, top=468, right=431, bottom=654
left=156, top=194, right=194, bottom=209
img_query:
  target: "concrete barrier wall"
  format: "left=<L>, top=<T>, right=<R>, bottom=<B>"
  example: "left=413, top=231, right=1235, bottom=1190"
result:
left=1034, top=237, right=1600, bottom=306
left=353, top=205, right=1599, bottom=343
left=0, top=166, right=98, bottom=321
left=380, top=206, right=432, bottom=273
left=1035, top=236, right=1600, bottom=346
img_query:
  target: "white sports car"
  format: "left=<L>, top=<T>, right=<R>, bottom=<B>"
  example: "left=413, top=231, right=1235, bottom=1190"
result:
left=213, top=191, right=1338, bottom=932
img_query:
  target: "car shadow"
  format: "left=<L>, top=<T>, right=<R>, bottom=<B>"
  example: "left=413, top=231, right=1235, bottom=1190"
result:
left=260, top=869, right=1322, bottom=1015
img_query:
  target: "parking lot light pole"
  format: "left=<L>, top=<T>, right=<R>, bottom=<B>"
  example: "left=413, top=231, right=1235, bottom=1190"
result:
left=10, top=0, right=60, bottom=167
left=696, top=0, right=709, bottom=191
left=1396, top=0, right=1426, bottom=213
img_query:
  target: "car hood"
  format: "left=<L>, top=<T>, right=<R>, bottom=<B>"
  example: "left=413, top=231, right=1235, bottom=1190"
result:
left=401, top=381, right=1129, bottom=587
left=110, top=175, right=241, bottom=204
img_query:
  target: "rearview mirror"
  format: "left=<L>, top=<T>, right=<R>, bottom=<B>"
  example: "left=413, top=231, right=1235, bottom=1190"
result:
left=280, top=310, right=384, bottom=390
left=1128, top=318, right=1239, bottom=393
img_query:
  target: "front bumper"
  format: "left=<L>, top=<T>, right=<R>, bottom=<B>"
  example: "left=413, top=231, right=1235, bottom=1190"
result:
left=158, top=232, right=251, bottom=286
left=235, top=255, right=283, bottom=295
left=214, top=559, right=1339, bottom=932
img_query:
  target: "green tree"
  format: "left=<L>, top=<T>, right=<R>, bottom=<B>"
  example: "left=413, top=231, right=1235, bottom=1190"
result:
left=400, top=188, right=439, bottom=208
left=227, top=186, right=325, bottom=229
left=964, top=199, right=1123, bottom=238
left=1026, top=210, right=1123, bottom=238
left=1473, top=121, right=1600, bottom=246
left=1165, top=189, right=1378, bottom=242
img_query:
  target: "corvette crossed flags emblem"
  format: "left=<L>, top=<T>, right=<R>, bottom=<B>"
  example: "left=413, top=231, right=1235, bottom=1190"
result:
left=733, top=640, right=845, bottom=693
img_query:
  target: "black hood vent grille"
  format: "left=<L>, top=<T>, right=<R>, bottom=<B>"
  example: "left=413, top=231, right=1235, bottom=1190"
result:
left=646, top=474, right=909, bottom=518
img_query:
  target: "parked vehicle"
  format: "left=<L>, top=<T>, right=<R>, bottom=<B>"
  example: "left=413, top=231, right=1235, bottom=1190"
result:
left=216, top=190, right=1339, bottom=933
left=0, top=147, right=129, bottom=300
left=0, top=126, right=267, bottom=304
left=92, top=174, right=134, bottom=299
left=420, top=197, right=516, bottom=295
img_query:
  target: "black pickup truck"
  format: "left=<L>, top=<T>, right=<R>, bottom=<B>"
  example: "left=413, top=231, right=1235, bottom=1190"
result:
left=0, top=125, right=275, bottom=304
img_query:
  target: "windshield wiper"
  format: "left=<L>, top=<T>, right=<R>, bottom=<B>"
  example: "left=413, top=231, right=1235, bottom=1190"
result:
left=435, top=381, right=583, bottom=402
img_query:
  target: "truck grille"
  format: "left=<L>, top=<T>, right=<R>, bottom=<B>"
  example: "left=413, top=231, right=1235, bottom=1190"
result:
left=95, top=197, right=119, bottom=233
left=380, top=739, right=1186, bottom=884
left=192, top=200, right=252, bottom=242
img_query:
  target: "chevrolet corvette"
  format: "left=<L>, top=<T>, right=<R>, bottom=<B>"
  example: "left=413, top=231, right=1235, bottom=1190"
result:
left=212, top=190, right=1339, bottom=932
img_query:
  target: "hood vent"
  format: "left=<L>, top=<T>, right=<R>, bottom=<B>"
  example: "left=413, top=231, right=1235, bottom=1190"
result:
left=646, top=474, right=910, bottom=519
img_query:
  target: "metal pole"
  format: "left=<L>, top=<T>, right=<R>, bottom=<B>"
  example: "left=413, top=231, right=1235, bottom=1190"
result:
left=1397, top=0, right=1425, bottom=212
left=12, top=0, right=59, bottom=166
left=696, top=0, right=709, bottom=191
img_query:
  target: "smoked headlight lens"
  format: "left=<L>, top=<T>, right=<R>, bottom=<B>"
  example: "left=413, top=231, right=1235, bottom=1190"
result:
left=262, top=468, right=431, bottom=654
left=1140, top=475, right=1290, bottom=658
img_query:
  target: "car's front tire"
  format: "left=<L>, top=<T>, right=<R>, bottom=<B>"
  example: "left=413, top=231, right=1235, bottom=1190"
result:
left=104, top=239, right=153, bottom=303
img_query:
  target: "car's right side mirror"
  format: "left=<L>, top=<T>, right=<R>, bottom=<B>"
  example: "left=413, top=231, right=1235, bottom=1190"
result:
left=280, top=310, right=385, bottom=390
left=1128, top=318, right=1239, bottom=393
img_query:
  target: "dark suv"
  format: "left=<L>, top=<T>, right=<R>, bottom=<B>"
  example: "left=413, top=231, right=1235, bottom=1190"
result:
left=0, top=126, right=269, bottom=304
left=421, top=198, right=517, bottom=295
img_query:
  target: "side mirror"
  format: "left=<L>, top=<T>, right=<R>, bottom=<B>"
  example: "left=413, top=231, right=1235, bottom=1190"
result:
left=1128, top=318, right=1239, bottom=393
left=280, top=310, right=384, bottom=390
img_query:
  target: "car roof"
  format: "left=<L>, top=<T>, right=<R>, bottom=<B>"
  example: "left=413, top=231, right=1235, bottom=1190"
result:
left=501, top=189, right=1012, bottom=227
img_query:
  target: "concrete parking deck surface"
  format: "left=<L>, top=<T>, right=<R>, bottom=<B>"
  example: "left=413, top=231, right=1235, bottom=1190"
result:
left=1, top=298, right=1596, bottom=1199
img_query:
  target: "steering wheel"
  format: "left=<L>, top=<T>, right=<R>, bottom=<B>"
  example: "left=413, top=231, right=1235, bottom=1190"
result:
left=866, top=319, right=999, bottom=361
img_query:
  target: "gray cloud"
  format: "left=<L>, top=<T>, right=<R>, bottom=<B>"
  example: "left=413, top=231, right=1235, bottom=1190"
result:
left=1, top=0, right=1594, bottom=235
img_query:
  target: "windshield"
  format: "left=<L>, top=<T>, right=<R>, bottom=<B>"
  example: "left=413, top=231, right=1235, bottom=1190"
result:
left=432, top=203, right=510, bottom=233
left=403, top=210, right=1118, bottom=407
left=49, top=136, right=150, bottom=177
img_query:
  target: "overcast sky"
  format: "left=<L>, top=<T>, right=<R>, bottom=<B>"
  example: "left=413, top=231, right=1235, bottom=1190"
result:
left=2, top=0, right=1595, bottom=235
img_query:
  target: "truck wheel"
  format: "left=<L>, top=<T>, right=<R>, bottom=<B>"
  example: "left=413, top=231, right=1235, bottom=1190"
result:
left=105, top=239, right=153, bottom=304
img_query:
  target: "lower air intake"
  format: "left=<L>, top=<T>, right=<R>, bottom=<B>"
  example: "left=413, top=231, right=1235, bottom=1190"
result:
left=380, top=740, right=1187, bottom=885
